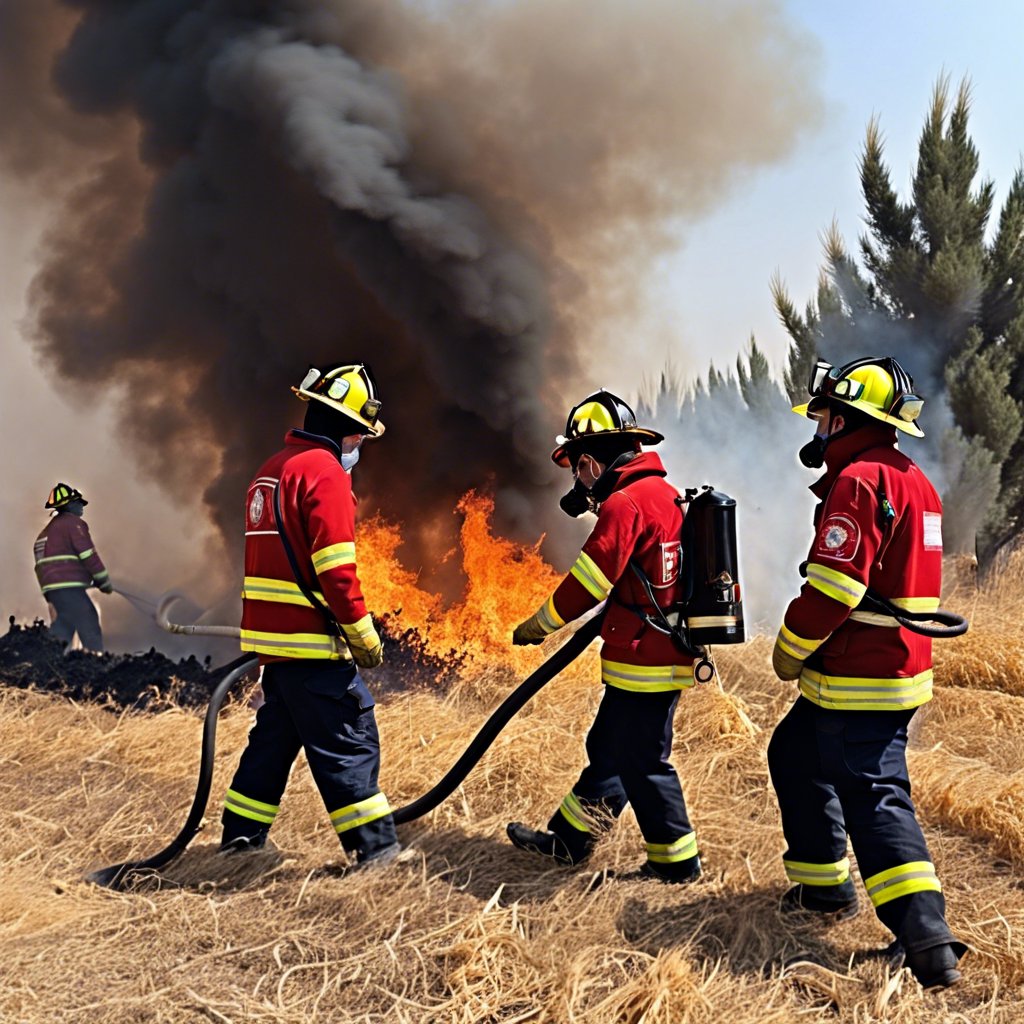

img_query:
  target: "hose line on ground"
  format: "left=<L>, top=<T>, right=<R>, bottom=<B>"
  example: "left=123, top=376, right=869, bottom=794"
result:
left=85, top=602, right=604, bottom=888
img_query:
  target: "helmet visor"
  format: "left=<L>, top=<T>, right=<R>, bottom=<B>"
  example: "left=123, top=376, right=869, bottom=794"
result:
left=808, top=360, right=833, bottom=397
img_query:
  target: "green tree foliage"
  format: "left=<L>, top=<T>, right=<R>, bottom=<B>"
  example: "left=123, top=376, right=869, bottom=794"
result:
left=773, top=76, right=1024, bottom=556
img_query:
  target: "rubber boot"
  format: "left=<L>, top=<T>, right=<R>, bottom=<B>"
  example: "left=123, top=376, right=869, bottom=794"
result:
left=219, top=831, right=268, bottom=855
left=780, top=883, right=860, bottom=920
left=355, top=841, right=402, bottom=869
left=507, top=822, right=582, bottom=866
left=903, top=942, right=964, bottom=989
left=639, top=856, right=702, bottom=885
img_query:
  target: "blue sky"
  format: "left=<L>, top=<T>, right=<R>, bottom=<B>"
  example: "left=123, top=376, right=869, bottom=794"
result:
left=660, top=0, right=1024, bottom=379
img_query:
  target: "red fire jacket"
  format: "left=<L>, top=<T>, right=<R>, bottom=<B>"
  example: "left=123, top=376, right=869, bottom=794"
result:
left=533, top=452, right=695, bottom=692
left=240, top=430, right=375, bottom=664
left=34, top=513, right=109, bottom=595
left=776, top=424, right=943, bottom=711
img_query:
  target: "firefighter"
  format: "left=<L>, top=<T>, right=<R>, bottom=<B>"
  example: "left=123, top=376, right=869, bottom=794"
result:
left=506, top=390, right=702, bottom=883
left=221, top=363, right=400, bottom=869
left=34, top=483, right=112, bottom=652
left=768, top=356, right=965, bottom=989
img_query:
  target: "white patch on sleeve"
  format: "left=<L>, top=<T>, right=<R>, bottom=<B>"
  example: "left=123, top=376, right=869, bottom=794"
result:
left=922, top=511, right=943, bottom=552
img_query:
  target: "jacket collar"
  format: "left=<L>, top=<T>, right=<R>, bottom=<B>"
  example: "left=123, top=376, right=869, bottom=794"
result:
left=810, top=423, right=898, bottom=498
left=610, top=450, right=667, bottom=494
left=285, top=428, right=342, bottom=461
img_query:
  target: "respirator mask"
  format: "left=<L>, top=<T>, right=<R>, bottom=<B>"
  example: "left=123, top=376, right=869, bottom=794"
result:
left=559, top=452, right=638, bottom=517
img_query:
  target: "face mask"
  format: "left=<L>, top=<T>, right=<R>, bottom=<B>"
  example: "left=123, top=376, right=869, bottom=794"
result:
left=340, top=448, right=360, bottom=473
left=559, top=479, right=592, bottom=518
left=798, top=431, right=829, bottom=469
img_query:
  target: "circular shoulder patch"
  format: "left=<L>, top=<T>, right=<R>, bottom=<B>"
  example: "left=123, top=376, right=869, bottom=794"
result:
left=814, top=512, right=860, bottom=562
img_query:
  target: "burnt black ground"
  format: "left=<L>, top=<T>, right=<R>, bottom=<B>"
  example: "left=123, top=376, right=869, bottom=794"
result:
left=0, top=616, right=461, bottom=712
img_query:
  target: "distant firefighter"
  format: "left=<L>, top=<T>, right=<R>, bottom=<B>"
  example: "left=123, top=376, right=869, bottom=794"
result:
left=769, top=357, right=965, bottom=989
left=221, top=362, right=400, bottom=869
left=34, top=483, right=112, bottom=653
left=506, top=390, right=703, bottom=883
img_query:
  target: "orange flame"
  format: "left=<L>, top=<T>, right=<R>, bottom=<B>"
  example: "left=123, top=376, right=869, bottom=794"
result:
left=357, top=492, right=561, bottom=672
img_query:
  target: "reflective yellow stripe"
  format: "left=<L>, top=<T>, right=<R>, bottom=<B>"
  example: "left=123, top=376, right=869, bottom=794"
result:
left=93, top=570, right=109, bottom=580
left=224, top=788, right=279, bottom=824
left=777, top=623, right=826, bottom=660
left=340, top=613, right=376, bottom=643
left=799, top=668, right=933, bottom=711
left=242, top=576, right=324, bottom=608
left=891, top=596, right=941, bottom=612
left=536, top=595, right=565, bottom=634
left=41, top=581, right=89, bottom=592
left=784, top=857, right=850, bottom=886
left=601, top=659, right=694, bottom=693
left=806, top=562, right=867, bottom=608
left=570, top=551, right=614, bottom=601
left=35, top=555, right=80, bottom=565
left=647, top=831, right=698, bottom=864
left=330, top=792, right=391, bottom=833
left=311, top=541, right=356, bottom=573
left=77, top=548, right=95, bottom=559
left=864, top=861, right=941, bottom=907
left=558, top=792, right=591, bottom=833
left=239, top=628, right=348, bottom=661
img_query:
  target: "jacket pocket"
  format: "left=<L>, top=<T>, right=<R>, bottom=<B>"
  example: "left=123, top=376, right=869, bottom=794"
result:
left=602, top=602, right=646, bottom=646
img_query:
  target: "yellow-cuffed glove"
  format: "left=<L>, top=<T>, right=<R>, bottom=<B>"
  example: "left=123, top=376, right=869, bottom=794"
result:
left=341, top=613, right=384, bottom=668
left=512, top=611, right=550, bottom=646
left=772, top=635, right=804, bottom=681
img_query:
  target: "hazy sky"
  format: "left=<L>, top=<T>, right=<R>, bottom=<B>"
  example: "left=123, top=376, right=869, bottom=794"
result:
left=2, top=0, right=1022, bottom=637
left=661, top=0, right=1024, bottom=379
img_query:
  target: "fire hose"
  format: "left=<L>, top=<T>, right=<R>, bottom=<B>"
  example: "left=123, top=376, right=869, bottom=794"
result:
left=87, top=592, right=604, bottom=888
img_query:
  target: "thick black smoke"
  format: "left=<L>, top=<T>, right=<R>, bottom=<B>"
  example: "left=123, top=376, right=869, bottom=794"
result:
left=1, top=0, right=821, bottom=587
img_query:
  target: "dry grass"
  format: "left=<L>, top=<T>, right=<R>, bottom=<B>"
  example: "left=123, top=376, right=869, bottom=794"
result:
left=2, top=549, right=1024, bottom=1022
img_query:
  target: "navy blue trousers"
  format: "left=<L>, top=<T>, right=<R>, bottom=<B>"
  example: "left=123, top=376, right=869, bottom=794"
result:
left=549, top=685, right=693, bottom=859
left=223, top=660, right=397, bottom=857
left=768, top=697, right=955, bottom=953
left=48, top=588, right=103, bottom=652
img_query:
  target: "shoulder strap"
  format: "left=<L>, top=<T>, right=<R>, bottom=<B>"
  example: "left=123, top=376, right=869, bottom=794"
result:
left=272, top=483, right=343, bottom=638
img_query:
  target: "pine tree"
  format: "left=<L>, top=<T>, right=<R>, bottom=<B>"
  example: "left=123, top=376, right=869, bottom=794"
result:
left=773, top=76, right=1024, bottom=556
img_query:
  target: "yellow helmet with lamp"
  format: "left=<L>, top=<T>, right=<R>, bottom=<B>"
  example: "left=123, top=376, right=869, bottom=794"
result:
left=291, top=363, right=385, bottom=438
left=551, top=389, right=663, bottom=467
left=793, top=356, right=925, bottom=437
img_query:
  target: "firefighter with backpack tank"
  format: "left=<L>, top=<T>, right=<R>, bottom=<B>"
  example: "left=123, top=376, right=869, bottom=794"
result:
left=220, top=363, right=400, bottom=869
left=506, top=390, right=706, bottom=883
left=768, top=356, right=966, bottom=989
left=34, top=483, right=113, bottom=652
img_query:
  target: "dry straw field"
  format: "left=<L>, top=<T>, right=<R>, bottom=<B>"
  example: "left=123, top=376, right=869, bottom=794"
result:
left=3, top=498, right=1024, bottom=1023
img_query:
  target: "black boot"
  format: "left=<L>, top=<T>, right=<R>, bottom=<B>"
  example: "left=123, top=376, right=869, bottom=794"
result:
left=219, top=831, right=268, bottom=854
left=354, top=841, right=402, bottom=869
left=780, top=883, right=859, bottom=920
left=640, top=856, right=702, bottom=885
left=507, top=822, right=583, bottom=866
left=903, top=942, right=964, bottom=989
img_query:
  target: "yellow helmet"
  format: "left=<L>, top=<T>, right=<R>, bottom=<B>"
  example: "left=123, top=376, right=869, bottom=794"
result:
left=793, top=356, right=925, bottom=437
left=551, top=389, right=663, bottom=466
left=291, top=363, right=385, bottom=437
left=45, top=482, right=87, bottom=509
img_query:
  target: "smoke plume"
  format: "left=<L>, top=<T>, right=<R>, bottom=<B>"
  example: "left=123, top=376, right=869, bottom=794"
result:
left=0, top=0, right=821, bottom=603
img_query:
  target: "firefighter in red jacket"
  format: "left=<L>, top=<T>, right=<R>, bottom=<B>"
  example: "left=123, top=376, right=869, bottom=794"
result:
left=34, top=483, right=112, bottom=652
left=506, top=390, right=702, bottom=883
left=769, top=356, right=965, bottom=988
left=220, top=363, right=399, bottom=868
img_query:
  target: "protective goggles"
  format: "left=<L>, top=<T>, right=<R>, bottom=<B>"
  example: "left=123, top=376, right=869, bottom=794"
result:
left=807, top=356, right=924, bottom=424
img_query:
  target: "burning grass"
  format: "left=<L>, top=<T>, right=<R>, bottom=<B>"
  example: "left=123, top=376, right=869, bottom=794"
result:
left=1, top=501, right=1023, bottom=1021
